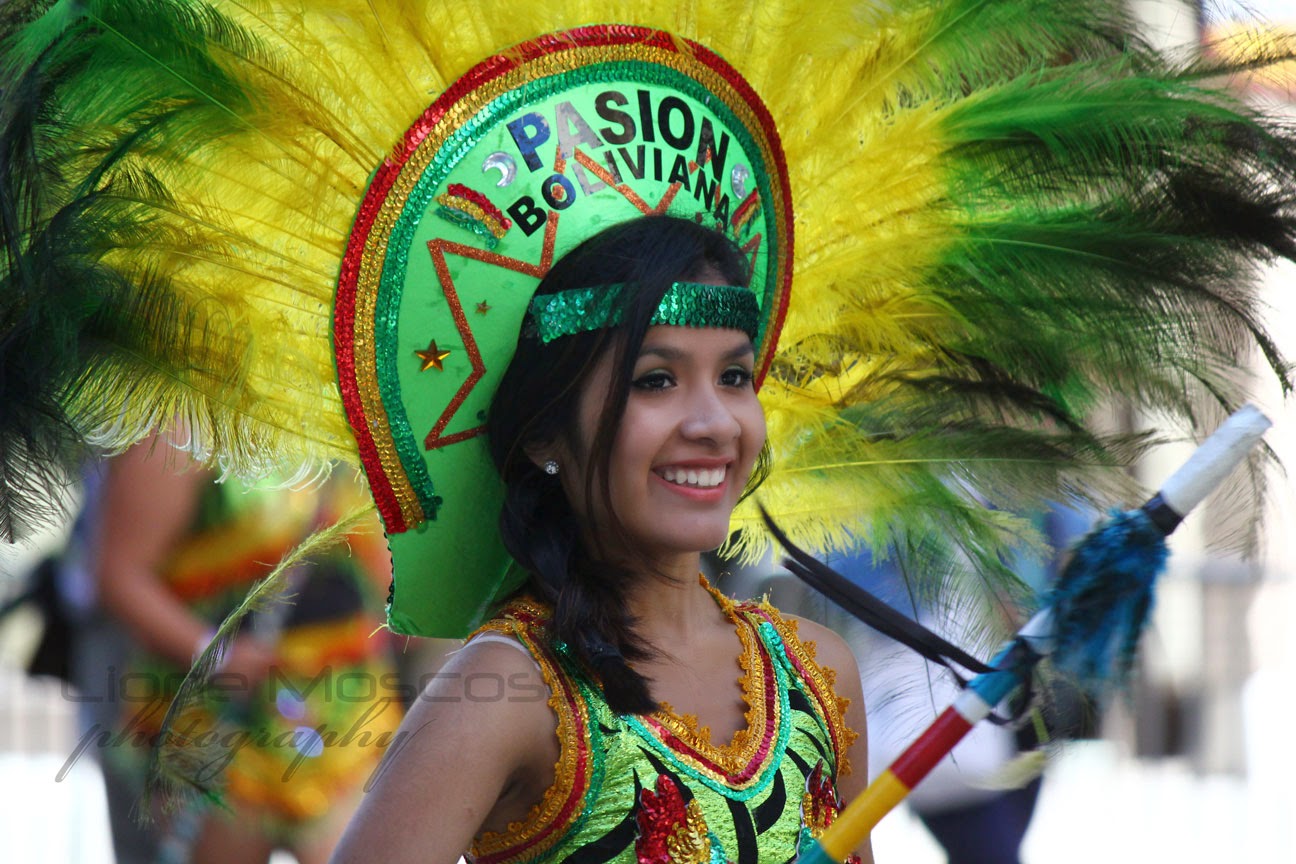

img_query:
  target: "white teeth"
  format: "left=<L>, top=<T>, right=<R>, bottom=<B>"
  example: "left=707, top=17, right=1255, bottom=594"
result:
left=661, top=466, right=726, bottom=488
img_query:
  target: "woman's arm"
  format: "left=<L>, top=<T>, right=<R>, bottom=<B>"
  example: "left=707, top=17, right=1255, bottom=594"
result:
left=794, top=617, right=876, bottom=864
left=329, top=638, right=558, bottom=864
left=95, top=441, right=213, bottom=665
left=94, top=440, right=274, bottom=681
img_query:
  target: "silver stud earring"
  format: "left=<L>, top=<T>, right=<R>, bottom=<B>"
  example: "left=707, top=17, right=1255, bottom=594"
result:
left=543, top=459, right=560, bottom=475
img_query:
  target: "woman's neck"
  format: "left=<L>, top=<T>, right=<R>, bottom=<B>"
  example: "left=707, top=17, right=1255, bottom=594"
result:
left=623, top=552, right=726, bottom=647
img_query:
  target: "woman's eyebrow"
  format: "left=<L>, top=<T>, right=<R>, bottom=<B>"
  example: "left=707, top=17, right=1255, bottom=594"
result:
left=638, top=341, right=755, bottom=362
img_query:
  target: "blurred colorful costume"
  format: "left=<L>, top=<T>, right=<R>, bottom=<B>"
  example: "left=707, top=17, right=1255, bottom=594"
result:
left=116, top=479, right=400, bottom=829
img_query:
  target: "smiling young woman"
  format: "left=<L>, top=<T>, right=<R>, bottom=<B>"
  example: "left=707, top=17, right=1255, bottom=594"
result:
left=487, top=217, right=776, bottom=711
left=329, top=215, right=872, bottom=864
left=603, top=325, right=767, bottom=559
left=10, top=5, right=1293, bottom=864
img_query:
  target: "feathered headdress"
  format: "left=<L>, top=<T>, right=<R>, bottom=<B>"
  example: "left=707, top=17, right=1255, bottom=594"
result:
left=2, top=0, right=1294, bottom=640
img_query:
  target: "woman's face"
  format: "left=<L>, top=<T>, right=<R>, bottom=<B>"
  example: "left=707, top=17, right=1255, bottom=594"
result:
left=561, top=325, right=767, bottom=566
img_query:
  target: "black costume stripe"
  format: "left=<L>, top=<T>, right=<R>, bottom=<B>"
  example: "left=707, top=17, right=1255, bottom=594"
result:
left=788, top=687, right=815, bottom=716
left=785, top=747, right=812, bottom=779
left=787, top=688, right=835, bottom=768
left=795, top=724, right=832, bottom=767
left=562, top=773, right=641, bottom=864
left=561, top=812, right=638, bottom=864
left=751, top=769, right=786, bottom=833
left=562, top=813, right=637, bottom=864
left=727, top=795, right=759, bottom=864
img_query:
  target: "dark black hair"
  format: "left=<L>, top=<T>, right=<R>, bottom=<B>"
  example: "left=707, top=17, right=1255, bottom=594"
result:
left=485, top=214, right=768, bottom=714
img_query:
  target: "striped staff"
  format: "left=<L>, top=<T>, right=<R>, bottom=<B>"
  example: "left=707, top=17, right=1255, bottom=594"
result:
left=793, top=404, right=1274, bottom=864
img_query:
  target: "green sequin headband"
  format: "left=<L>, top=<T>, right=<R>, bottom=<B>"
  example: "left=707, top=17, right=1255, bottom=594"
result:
left=526, top=282, right=760, bottom=344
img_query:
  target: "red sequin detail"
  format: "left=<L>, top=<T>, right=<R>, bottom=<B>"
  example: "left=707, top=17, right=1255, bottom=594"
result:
left=639, top=627, right=778, bottom=784
left=574, top=149, right=651, bottom=213
left=731, top=189, right=761, bottom=232
left=570, top=146, right=684, bottom=216
left=802, top=760, right=842, bottom=833
left=421, top=214, right=557, bottom=450
left=423, top=241, right=483, bottom=450
left=635, top=775, right=691, bottom=864
left=446, top=182, right=511, bottom=230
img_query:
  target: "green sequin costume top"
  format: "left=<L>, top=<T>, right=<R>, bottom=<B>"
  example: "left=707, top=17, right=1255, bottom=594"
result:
left=467, top=585, right=859, bottom=864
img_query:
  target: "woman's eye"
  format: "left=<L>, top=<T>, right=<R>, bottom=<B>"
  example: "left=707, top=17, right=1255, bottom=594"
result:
left=632, top=371, right=675, bottom=391
left=720, top=366, right=754, bottom=388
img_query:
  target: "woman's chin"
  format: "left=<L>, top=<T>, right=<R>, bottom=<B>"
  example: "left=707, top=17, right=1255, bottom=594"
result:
left=640, top=524, right=734, bottom=562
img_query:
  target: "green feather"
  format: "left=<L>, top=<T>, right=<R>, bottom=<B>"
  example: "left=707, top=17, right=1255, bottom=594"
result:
left=0, top=0, right=284, bottom=539
left=758, top=9, right=1296, bottom=600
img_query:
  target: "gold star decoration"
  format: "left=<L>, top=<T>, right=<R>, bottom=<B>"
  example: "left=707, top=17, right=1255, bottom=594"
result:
left=475, top=300, right=492, bottom=315
left=415, top=339, right=452, bottom=372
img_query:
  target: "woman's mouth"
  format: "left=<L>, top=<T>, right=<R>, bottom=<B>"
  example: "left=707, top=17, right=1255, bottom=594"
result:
left=656, top=465, right=727, bottom=489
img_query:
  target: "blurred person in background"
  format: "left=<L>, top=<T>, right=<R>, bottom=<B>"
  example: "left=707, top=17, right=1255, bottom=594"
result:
left=93, top=434, right=402, bottom=864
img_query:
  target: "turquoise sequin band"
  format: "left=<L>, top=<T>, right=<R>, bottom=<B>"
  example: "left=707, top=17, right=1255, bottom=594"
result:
left=527, top=282, right=759, bottom=343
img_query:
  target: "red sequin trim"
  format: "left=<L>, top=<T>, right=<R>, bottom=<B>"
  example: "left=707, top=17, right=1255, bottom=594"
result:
left=336, top=156, right=407, bottom=531
left=746, top=604, right=846, bottom=766
left=421, top=213, right=558, bottom=450
left=475, top=664, right=591, bottom=864
left=445, top=182, right=511, bottom=230
left=470, top=609, right=595, bottom=864
left=639, top=623, right=779, bottom=785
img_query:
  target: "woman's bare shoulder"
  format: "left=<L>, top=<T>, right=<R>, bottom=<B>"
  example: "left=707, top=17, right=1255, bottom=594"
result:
left=778, top=613, right=855, bottom=663
left=402, top=633, right=555, bottom=755
left=329, top=635, right=557, bottom=863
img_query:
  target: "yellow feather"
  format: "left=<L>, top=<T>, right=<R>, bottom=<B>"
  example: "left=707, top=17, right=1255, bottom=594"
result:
left=64, top=0, right=965, bottom=489
left=14, top=0, right=1285, bottom=584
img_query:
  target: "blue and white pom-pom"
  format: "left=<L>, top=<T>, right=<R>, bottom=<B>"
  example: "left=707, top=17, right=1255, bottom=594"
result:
left=1048, top=404, right=1272, bottom=689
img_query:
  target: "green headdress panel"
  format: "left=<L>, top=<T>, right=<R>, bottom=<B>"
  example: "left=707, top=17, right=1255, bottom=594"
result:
left=334, top=26, right=793, bottom=636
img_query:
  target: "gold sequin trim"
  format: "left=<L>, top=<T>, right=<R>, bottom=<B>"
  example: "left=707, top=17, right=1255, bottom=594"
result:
left=755, top=599, right=859, bottom=777
left=647, top=578, right=769, bottom=780
left=467, top=601, right=591, bottom=861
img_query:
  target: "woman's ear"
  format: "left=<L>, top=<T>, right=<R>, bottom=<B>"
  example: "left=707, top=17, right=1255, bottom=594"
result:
left=524, top=422, right=581, bottom=472
left=523, top=444, right=560, bottom=475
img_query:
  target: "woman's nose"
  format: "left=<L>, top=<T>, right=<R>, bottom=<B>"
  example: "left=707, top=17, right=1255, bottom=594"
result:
left=680, top=386, right=742, bottom=442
